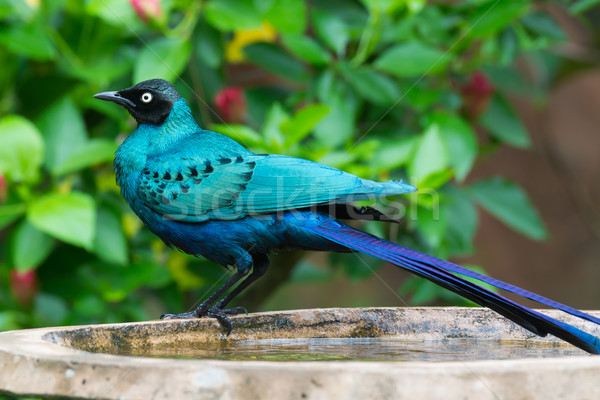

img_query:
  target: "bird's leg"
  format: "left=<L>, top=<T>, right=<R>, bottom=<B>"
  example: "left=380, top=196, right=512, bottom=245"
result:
left=202, top=254, right=270, bottom=335
left=162, top=254, right=270, bottom=334
left=161, top=268, right=249, bottom=321
left=211, top=254, right=270, bottom=315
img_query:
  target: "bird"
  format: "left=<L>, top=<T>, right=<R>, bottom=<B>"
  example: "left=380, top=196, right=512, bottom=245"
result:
left=94, top=78, right=600, bottom=354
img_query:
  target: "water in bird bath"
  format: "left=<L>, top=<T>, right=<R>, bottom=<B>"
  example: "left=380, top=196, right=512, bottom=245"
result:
left=100, top=337, right=587, bottom=362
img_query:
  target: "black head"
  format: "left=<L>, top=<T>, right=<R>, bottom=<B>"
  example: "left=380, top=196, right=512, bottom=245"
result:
left=94, top=79, right=181, bottom=125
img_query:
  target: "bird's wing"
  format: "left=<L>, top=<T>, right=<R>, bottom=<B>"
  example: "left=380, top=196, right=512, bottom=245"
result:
left=138, top=154, right=414, bottom=222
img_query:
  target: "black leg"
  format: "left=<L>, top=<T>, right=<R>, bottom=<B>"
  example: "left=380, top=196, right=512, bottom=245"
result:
left=201, top=255, right=270, bottom=335
left=161, top=268, right=249, bottom=321
left=161, top=254, right=271, bottom=335
left=212, top=253, right=270, bottom=311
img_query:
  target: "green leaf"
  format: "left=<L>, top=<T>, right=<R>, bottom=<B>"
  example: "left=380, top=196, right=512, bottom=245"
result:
left=73, top=294, right=106, bottom=318
left=416, top=203, right=448, bottom=248
left=142, top=262, right=172, bottom=288
left=133, top=37, right=191, bottom=83
left=263, top=0, right=306, bottom=33
left=290, top=261, right=333, bottom=283
left=409, top=123, right=449, bottom=185
left=372, top=136, right=418, bottom=171
left=204, top=0, right=262, bottom=31
left=281, top=34, right=331, bottom=66
left=313, top=92, right=355, bottom=148
left=34, top=293, right=68, bottom=326
left=317, top=150, right=358, bottom=169
left=431, top=113, right=477, bottom=181
left=281, top=104, right=330, bottom=146
left=0, top=203, right=26, bottom=230
left=86, top=0, right=141, bottom=28
left=0, top=311, right=23, bottom=331
left=315, top=69, right=335, bottom=103
left=360, top=0, right=407, bottom=14
left=53, top=139, right=117, bottom=176
left=342, top=66, right=400, bottom=105
left=336, top=252, right=382, bottom=282
left=35, top=97, right=87, bottom=173
left=399, top=277, right=446, bottom=305
left=68, top=52, right=134, bottom=84
left=194, top=21, right=223, bottom=69
left=352, top=11, right=385, bottom=66
left=243, top=43, right=308, bottom=83
left=0, top=115, right=44, bottom=182
left=107, top=260, right=171, bottom=293
left=401, top=83, right=440, bottom=110
left=467, top=2, right=529, bottom=38
left=479, top=94, right=530, bottom=148
left=521, top=12, right=566, bottom=41
left=11, top=220, right=54, bottom=270
left=0, top=22, right=55, bottom=60
left=419, top=169, right=453, bottom=191
left=0, top=0, right=36, bottom=21
left=468, top=177, right=547, bottom=240
left=414, top=6, right=446, bottom=42
left=94, top=207, right=127, bottom=266
left=312, top=9, right=349, bottom=56
left=262, top=103, right=289, bottom=150
left=211, top=124, right=264, bottom=148
left=350, top=139, right=379, bottom=160
left=36, top=99, right=116, bottom=176
left=28, top=192, right=96, bottom=249
left=570, top=0, right=600, bottom=14
left=498, top=27, right=518, bottom=66
left=445, top=186, right=478, bottom=255
left=374, top=41, right=452, bottom=78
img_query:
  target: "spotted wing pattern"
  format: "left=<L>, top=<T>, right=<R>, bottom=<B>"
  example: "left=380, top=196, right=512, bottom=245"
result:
left=139, top=154, right=413, bottom=222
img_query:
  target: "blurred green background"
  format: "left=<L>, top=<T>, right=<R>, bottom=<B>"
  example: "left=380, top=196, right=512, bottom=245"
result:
left=0, top=0, right=599, bottom=332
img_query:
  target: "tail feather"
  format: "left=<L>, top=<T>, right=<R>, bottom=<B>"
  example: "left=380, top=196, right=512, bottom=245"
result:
left=386, top=240, right=600, bottom=326
left=309, top=220, right=600, bottom=354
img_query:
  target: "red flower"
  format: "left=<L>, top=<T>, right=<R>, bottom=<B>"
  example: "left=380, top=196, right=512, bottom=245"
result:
left=130, top=0, right=162, bottom=23
left=10, top=269, right=39, bottom=307
left=460, top=71, right=494, bottom=119
left=214, top=87, right=246, bottom=124
left=0, top=173, right=6, bottom=205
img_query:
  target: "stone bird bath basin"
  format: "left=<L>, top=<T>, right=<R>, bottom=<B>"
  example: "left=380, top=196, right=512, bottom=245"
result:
left=1, top=307, right=600, bottom=399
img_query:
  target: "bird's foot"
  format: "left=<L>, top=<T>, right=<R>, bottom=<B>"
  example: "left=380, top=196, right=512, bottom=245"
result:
left=206, top=305, right=248, bottom=335
left=160, top=305, right=248, bottom=335
left=215, top=305, right=248, bottom=316
left=160, top=310, right=203, bottom=319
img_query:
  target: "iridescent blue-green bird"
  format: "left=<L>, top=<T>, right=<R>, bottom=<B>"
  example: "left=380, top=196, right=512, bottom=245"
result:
left=95, top=79, right=600, bottom=354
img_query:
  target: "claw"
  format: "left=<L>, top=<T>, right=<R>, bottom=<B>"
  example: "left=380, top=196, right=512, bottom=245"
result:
left=160, top=305, right=247, bottom=334
left=207, top=309, right=233, bottom=335
left=222, top=306, right=248, bottom=315
left=161, top=311, right=201, bottom=319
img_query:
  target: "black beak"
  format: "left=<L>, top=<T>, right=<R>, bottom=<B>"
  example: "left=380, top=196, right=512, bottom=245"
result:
left=93, top=91, right=136, bottom=108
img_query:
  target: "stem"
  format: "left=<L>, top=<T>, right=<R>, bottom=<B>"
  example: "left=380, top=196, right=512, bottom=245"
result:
left=169, top=1, right=203, bottom=40
left=77, top=12, right=94, bottom=59
left=49, top=29, right=84, bottom=69
left=351, top=9, right=381, bottom=67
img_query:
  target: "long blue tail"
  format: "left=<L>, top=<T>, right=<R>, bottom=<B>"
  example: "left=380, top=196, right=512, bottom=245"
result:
left=309, top=219, right=600, bottom=354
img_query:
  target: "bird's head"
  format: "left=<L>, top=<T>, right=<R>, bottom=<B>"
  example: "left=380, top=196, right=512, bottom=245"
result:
left=94, top=79, right=181, bottom=125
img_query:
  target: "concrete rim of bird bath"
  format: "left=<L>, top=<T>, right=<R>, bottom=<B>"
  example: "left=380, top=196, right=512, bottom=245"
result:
left=1, top=307, right=600, bottom=400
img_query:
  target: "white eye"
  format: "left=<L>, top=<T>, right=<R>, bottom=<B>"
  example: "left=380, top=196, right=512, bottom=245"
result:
left=141, top=92, right=153, bottom=103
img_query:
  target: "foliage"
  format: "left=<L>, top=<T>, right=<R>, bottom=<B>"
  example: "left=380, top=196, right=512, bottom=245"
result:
left=0, top=0, right=579, bottom=330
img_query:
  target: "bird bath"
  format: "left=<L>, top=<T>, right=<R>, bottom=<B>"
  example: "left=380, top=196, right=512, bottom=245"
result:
left=1, top=307, right=600, bottom=399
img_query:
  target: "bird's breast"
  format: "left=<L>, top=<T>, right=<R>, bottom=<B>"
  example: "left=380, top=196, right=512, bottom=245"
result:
left=114, top=131, right=152, bottom=211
